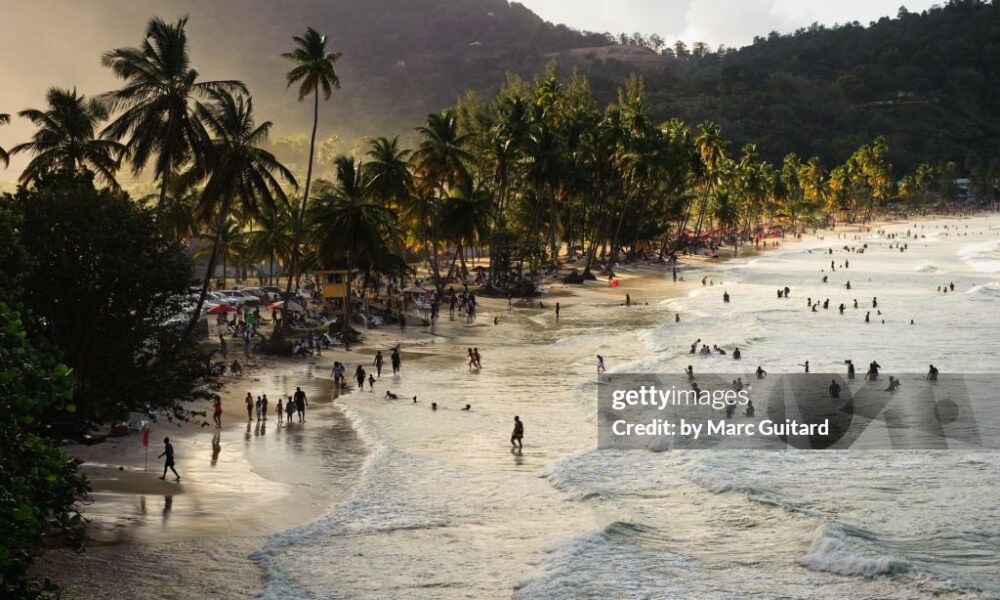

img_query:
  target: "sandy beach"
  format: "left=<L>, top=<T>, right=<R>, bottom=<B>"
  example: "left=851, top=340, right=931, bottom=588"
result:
left=41, top=213, right=1000, bottom=599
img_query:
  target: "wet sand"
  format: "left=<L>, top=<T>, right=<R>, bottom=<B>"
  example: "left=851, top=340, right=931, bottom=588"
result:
left=43, top=216, right=991, bottom=598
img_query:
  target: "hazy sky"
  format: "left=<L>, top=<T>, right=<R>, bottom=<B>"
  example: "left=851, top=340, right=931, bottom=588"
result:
left=518, top=0, right=941, bottom=47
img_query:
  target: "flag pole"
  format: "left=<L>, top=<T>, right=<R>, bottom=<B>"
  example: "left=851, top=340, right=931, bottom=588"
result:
left=142, top=427, right=150, bottom=472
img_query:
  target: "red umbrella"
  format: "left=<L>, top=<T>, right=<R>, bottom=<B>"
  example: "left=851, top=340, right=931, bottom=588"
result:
left=207, top=304, right=237, bottom=314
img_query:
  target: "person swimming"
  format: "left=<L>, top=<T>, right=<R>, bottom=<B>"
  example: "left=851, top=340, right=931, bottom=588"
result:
left=723, top=291, right=730, bottom=303
left=927, top=364, right=939, bottom=381
left=686, top=365, right=695, bottom=380
left=733, top=347, right=742, bottom=360
left=745, top=400, right=755, bottom=417
left=431, top=402, right=438, bottom=411
left=756, top=366, right=767, bottom=379
left=829, top=379, right=841, bottom=398
left=461, top=404, right=471, bottom=411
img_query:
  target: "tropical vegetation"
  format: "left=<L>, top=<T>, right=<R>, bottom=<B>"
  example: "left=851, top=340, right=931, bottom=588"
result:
left=0, top=11, right=997, bottom=597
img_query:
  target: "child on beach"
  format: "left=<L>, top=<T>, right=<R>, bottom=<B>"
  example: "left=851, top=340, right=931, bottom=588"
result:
left=157, top=437, right=180, bottom=481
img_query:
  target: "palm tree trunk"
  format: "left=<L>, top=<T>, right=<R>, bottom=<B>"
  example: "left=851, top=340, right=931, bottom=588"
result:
left=343, top=253, right=354, bottom=331
left=281, top=88, right=320, bottom=331
left=548, top=195, right=558, bottom=267
left=445, top=243, right=462, bottom=282
left=431, top=195, right=443, bottom=293
left=182, top=200, right=230, bottom=341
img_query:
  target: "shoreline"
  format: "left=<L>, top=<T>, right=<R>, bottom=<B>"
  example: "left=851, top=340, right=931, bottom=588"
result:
left=40, top=210, right=997, bottom=597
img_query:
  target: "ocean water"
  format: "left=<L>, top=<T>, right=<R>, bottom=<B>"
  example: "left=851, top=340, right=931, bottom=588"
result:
left=253, top=216, right=1000, bottom=599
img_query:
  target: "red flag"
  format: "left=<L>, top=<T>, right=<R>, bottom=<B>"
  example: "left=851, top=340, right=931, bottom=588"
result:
left=141, top=429, right=150, bottom=447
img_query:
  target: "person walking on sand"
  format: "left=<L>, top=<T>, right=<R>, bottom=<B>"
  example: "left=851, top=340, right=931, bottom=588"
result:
left=555, top=302, right=560, bottom=321
left=373, top=351, right=384, bottom=378
left=245, top=393, right=253, bottom=421
left=213, top=398, right=223, bottom=428
left=294, top=387, right=308, bottom=422
left=597, top=355, right=606, bottom=374
left=511, top=416, right=524, bottom=449
left=158, top=437, right=180, bottom=481
left=368, top=373, right=376, bottom=391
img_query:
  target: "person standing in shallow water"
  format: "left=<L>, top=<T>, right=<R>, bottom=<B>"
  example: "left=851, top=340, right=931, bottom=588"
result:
left=294, top=387, right=307, bottom=422
left=511, top=416, right=524, bottom=449
left=245, top=393, right=253, bottom=421
left=213, top=398, right=223, bottom=428
left=391, top=346, right=401, bottom=375
left=373, top=351, right=384, bottom=378
left=158, top=437, right=180, bottom=481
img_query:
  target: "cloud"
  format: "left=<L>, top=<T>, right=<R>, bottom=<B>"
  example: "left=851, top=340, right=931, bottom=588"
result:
left=681, top=0, right=792, bottom=47
left=518, top=0, right=940, bottom=46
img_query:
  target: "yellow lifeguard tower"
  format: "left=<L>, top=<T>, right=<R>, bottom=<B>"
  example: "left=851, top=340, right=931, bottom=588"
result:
left=315, top=266, right=352, bottom=315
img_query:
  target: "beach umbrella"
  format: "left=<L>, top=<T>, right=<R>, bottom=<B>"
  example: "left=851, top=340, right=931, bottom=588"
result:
left=402, top=285, right=430, bottom=295
left=206, top=304, right=237, bottom=314
left=267, top=300, right=305, bottom=313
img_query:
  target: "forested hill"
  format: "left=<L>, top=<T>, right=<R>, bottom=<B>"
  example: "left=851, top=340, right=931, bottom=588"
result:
left=3, top=0, right=1000, bottom=177
left=2, top=0, right=606, bottom=163
left=578, top=0, right=1000, bottom=175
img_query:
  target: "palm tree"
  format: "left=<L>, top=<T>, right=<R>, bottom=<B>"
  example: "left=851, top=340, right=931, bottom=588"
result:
left=246, top=202, right=295, bottom=286
left=0, top=113, right=10, bottom=168
left=195, top=216, right=245, bottom=288
left=11, top=88, right=123, bottom=186
left=310, top=155, right=406, bottom=326
left=412, top=110, right=472, bottom=291
left=364, top=136, right=412, bottom=209
left=522, top=121, right=563, bottom=269
left=101, top=16, right=247, bottom=206
left=281, top=27, right=342, bottom=328
left=693, top=121, right=726, bottom=235
left=183, top=90, right=296, bottom=338
left=143, top=173, right=200, bottom=241
left=441, top=183, right=493, bottom=280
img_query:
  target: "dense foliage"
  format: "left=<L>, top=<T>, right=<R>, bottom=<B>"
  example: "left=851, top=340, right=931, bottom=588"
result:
left=0, top=215, right=88, bottom=598
left=1, top=171, right=221, bottom=436
left=571, top=0, right=1000, bottom=176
